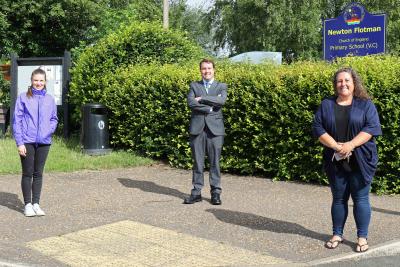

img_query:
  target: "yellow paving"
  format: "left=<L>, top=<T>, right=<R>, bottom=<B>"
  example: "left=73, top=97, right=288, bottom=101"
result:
left=27, top=220, right=289, bottom=266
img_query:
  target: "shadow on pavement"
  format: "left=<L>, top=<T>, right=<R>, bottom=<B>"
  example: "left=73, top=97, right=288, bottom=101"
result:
left=350, top=204, right=400, bottom=216
left=117, top=178, right=188, bottom=199
left=371, top=207, right=400, bottom=216
left=118, top=178, right=212, bottom=203
left=206, top=208, right=332, bottom=243
left=0, top=192, right=24, bottom=214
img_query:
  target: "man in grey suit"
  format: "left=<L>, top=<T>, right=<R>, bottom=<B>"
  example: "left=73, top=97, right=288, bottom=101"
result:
left=184, top=58, right=227, bottom=205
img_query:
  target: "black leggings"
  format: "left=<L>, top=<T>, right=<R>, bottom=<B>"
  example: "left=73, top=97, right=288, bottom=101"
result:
left=20, top=144, right=50, bottom=205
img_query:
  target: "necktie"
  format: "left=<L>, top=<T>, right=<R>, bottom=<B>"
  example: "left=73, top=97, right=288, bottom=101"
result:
left=205, top=82, right=210, bottom=94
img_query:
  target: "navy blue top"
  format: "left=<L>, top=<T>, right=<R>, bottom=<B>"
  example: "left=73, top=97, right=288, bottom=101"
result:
left=313, top=96, right=382, bottom=184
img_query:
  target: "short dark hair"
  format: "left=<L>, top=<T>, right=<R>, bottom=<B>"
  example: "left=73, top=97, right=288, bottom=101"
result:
left=199, top=58, right=215, bottom=69
left=333, top=67, right=370, bottom=100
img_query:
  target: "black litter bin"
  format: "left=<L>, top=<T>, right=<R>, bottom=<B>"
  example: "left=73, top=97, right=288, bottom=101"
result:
left=81, top=103, right=112, bottom=155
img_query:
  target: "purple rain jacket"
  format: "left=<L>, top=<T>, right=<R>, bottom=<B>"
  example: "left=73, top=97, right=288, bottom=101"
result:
left=12, top=89, right=58, bottom=146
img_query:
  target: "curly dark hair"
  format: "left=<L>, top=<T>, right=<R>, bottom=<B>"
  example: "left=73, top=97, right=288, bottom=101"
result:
left=332, top=67, right=370, bottom=100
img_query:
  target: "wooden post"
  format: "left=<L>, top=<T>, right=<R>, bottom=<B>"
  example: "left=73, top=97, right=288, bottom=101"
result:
left=163, top=0, right=169, bottom=29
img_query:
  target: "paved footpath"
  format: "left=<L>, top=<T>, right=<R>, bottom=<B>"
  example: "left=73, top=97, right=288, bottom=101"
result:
left=0, top=163, right=399, bottom=266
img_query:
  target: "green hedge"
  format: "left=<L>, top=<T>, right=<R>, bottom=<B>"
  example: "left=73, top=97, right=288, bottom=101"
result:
left=98, top=61, right=331, bottom=180
left=70, top=21, right=204, bottom=100
left=0, top=73, right=10, bottom=106
left=69, top=55, right=400, bottom=194
left=69, top=21, right=205, bottom=125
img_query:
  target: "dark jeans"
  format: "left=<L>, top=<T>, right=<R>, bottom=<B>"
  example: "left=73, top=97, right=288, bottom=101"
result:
left=20, top=144, right=50, bottom=205
left=329, top=168, right=371, bottom=238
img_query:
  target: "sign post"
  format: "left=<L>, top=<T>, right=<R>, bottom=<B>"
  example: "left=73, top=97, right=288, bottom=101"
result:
left=323, top=2, right=386, bottom=61
left=10, top=51, right=71, bottom=138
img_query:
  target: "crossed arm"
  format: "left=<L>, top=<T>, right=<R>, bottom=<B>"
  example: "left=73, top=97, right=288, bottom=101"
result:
left=187, top=84, right=227, bottom=113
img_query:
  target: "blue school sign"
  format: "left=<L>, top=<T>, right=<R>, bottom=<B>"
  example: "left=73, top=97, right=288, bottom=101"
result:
left=323, top=2, right=386, bottom=61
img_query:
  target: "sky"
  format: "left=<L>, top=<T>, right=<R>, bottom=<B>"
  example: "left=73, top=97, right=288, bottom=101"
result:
left=185, top=0, right=214, bottom=10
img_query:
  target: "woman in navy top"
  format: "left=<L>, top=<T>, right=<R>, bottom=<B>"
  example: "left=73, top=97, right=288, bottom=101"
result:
left=313, top=67, right=381, bottom=253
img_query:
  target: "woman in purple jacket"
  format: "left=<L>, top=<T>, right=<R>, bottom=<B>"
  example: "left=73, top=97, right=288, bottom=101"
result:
left=13, top=68, right=58, bottom=217
left=313, top=67, right=381, bottom=253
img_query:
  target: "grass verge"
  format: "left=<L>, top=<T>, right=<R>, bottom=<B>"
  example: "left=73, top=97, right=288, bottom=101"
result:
left=0, top=136, right=153, bottom=174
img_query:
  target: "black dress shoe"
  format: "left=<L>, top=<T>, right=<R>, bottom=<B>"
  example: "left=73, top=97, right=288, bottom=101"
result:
left=183, top=194, right=202, bottom=204
left=211, top=193, right=221, bottom=205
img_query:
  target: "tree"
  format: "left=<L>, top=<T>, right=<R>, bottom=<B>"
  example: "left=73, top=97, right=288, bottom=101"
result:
left=0, top=0, right=162, bottom=58
left=207, top=0, right=322, bottom=59
left=85, top=0, right=162, bottom=43
left=207, top=0, right=400, bottom=60
left=0, top=0, right=106, bottom=57
left=169, top=0, right=213, bottom=54
left=0, top=9, right=11, bottom=60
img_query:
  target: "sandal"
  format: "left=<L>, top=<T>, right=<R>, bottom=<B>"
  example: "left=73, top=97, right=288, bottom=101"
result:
left=325, top=236, right=343, bottom=249
left=356, top=238, right=369, bottom=253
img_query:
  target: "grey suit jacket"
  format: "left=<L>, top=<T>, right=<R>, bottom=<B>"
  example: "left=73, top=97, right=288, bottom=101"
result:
left=187, top=80, right=227, bottom=136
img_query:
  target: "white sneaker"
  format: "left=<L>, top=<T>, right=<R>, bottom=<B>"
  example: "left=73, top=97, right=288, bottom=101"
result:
left=24, top=203, right=36, bottom=217
left=33, top=203, right=45, bottom=216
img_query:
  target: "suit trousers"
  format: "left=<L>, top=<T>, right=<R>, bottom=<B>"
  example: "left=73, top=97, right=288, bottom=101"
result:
left=190, top=126, right=223, bottom=195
